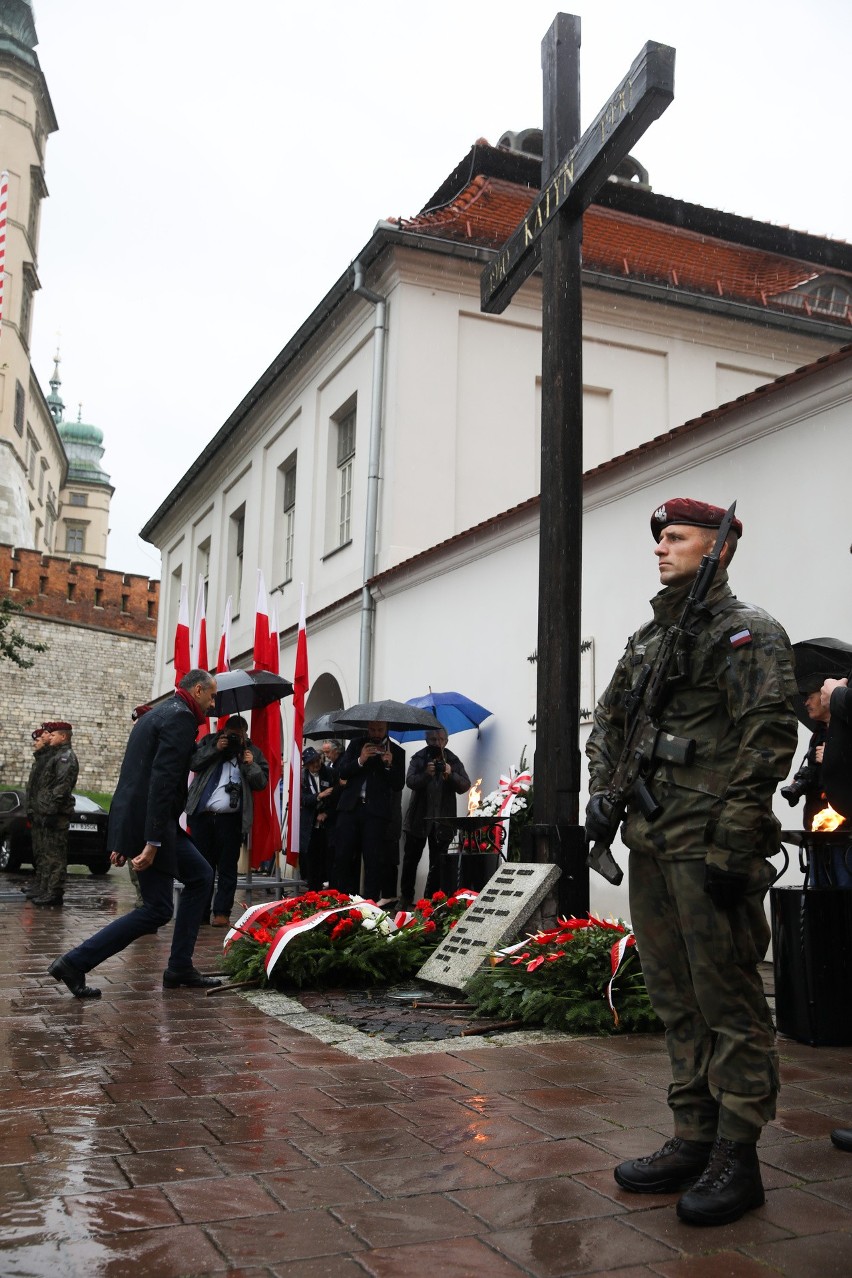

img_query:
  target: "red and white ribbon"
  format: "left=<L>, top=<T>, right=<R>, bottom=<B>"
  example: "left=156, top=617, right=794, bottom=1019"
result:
left=606, top=933, right=637, bottom=1027
left=495, top=767, right=532, bottom=855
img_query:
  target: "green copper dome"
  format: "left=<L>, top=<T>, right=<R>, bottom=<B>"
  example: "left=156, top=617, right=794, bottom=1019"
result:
left=0, top=1, right=38, bottom=55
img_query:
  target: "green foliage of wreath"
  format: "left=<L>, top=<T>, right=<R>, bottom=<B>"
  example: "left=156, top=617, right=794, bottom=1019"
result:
left=465, top=919, right=663, bottom=1036
left=221, top=890, right=470, bottom=990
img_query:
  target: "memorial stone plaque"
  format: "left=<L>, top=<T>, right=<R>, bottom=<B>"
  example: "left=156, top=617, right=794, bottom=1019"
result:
left=417, top=863, right=561, bottom=990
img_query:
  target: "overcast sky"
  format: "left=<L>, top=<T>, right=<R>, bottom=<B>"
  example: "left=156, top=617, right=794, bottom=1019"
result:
left=29, top=0, right=852, bottom=578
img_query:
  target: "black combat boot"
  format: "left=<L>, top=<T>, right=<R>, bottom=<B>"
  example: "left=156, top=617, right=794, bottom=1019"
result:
left=614, top=1136, right=714, bottom=1193
left=676, top=1136, right=764, bottom=1225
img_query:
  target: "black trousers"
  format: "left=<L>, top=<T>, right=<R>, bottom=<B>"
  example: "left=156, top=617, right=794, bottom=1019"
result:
left=331, top=807, right=389, bottom=901
left=400, top=829, right=452, bottom=901
left=189, top=809, right=243, bottom=917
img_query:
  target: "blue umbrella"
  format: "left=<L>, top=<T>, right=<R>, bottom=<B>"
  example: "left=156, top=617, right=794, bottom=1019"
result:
left=393, top=691, right=493, bottom=743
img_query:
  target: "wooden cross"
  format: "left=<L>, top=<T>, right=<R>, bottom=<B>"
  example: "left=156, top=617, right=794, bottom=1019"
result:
left=480, top=14, right=674, bottom=916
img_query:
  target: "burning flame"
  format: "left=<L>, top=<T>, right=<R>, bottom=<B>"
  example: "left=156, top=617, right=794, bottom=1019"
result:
left=811, top=805, right=846, bottom=833
left=467, top=778, right=483, bottom=815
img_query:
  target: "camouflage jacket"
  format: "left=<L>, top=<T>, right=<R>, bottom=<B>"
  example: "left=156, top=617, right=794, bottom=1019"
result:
left=586, top=573, right=798, bottom=872
left=28, top=743, right=79, bottom=820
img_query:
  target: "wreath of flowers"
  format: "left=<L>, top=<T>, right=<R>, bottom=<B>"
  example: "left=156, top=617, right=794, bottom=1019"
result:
left=465, top=914, right=662, bottom=1036
left=221, top=888, right=475, bottom=989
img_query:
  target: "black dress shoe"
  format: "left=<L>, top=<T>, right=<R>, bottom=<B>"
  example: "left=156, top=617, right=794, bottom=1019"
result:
left=48, top=956, right=101, bottom=1000
left=614, top=1136, right=713, bottom=1194
left=676, top=1137, right=764, bottom=1226
left=32, top=895, right=63, bottom=907
left=162, top=967, right=222, bottom=989
left=830, top=1128, right=852, bottom=1152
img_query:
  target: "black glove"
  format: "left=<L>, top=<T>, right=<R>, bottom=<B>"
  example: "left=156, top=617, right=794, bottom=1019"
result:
left=585, top=792, right=613, bottom=843
left=703, top=861, right=749, bottom=909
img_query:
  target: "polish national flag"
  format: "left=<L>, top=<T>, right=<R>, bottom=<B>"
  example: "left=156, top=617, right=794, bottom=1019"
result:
left=173, top=582, right=191, bottom=687
left=191, top=576, right=210, bottom=740
left=249, top=571, right=282, bottom=870
left=215, top=595, right=232, bottom=732
left=286, top=585, right=309, bottom=868
left=267, top=604, right=284, bottom=846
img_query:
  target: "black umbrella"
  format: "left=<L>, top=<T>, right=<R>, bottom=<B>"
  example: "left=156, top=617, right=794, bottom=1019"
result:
left=302, top=710, right=358, bottom=740
left=336, top=698, right=443, bottom=733
left=791, top=638, right=852, bottom=728
left=213, top=669, right=294, bottom=716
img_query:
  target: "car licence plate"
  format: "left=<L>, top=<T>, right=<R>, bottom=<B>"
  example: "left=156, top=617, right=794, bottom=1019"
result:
left=70, top=823, right=98, bottom=832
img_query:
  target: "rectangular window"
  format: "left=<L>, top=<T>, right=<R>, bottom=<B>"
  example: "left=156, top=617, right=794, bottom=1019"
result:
left=94, top=588, right=103, bottom=608
left=228, top=507, right=245, bottom=613
left=14, top=382, right=24, bottom=436
left=282, top=457, right=296, bottom=583
left=26, top=432, right=39, bottom=486
left=196, top=537, right=211, bottom=608
left=167, top=566, right=182, bottom=658
left=65, top=526, right=85, bottom=555
left=69, top=492, right=87, bottom=507
left=38, top=458, right=47, bottom=502
left=336, top=408, right=356, bottom=547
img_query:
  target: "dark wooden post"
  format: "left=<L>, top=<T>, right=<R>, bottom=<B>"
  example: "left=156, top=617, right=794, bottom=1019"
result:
left=479, top=13, right=675, bottom=917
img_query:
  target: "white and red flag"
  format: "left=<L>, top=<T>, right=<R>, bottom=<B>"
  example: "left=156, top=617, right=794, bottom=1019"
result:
left=173, top=581, right=191, bottom=687
left=215, top=595, right=232, bottom=732
left=285, top=585, right=309, bottom=868
left=191, top=576, right=209, bottom=740
left=249, top=571, right=282, bottom=870
left=0, top=171, right=7, bottom=338
left=267, top=604, right=284, bottom=843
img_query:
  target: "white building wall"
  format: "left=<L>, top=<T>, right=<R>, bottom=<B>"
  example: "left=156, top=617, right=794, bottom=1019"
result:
left=146, top=239, right=839, bottom=715
left=364, top=358, right=852, bottom=918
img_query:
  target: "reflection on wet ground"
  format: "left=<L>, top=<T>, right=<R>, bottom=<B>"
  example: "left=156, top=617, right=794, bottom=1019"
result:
left=2, top=869, right=852, bottom=1276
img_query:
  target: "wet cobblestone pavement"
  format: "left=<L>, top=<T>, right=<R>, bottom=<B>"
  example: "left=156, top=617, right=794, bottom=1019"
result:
left=2, top=870, right=852, bottom=1276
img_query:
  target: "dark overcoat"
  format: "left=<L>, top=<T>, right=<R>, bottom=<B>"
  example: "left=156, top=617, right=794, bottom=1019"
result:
left=107, top=696, right=199, bottom=875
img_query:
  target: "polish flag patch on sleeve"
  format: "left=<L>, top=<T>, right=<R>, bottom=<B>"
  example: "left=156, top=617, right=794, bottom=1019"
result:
left=730, top=628, right=752, bottom=648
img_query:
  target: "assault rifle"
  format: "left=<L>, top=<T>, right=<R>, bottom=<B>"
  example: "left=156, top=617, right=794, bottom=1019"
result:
left=586, top=502, right=738, bottom=885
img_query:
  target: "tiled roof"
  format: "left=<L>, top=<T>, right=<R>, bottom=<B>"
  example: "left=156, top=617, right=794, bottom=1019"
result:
left=398, top=174, right=847, bottom=311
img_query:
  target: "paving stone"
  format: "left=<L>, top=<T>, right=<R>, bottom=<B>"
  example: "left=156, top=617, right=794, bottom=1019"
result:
left=2, top=872, right=852, bottom=1276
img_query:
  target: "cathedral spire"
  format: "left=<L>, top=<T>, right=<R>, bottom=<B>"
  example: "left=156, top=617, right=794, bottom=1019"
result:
left=47, top=346, right=64, bottom=425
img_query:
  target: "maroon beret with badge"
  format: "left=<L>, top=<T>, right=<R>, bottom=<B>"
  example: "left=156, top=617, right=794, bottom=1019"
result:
left=650, top=498, right=743, bottom=543
left=42, top=720, right=73, bottom=732
left=31, top=728, right=45, bottom=740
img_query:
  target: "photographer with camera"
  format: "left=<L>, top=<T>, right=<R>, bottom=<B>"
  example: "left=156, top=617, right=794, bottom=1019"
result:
left=400, top=726, right=471, bottom=907
left=185, top=716, right=269, bottom=925
left=781, top=675, right=832, bottom=833
left=331, top=720, right=405, bottom=901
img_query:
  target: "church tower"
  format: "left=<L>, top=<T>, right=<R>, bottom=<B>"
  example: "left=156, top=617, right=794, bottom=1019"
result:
left=0, top=0, right=64, bottom=553
left=48, top=351, right=114, bottom=567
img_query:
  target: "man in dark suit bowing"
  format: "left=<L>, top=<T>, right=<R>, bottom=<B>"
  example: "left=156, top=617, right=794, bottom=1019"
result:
left=331, top=720, right=405, bottom=901
left=47, top=670, right=221, bottom=999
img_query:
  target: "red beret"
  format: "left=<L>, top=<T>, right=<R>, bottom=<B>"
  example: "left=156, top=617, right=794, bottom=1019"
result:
left=32, top=728, right=45, bottom=740
left=131, top=704, right=152, bottom=721
left=651, top=499, right=742, bottom=543
left=42, top=721, right=73, bottom=732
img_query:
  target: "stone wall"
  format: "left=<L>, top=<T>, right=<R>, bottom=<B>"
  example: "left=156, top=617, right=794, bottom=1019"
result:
left=0, top=616, right=156, bottom=797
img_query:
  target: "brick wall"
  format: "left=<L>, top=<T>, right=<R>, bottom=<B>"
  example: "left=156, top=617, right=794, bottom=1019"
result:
left=0, top=614, right=156, bottom=795
left=0, top=544, right=159, bottom=638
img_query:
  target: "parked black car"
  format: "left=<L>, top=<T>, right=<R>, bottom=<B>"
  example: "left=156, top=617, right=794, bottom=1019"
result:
left=0, top=788, right=111, bottom=875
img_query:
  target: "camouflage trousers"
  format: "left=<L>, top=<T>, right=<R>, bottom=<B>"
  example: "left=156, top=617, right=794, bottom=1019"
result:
left=31, top=821, right=70, bottom=900
left=628, top=851, right=778, bottom=1144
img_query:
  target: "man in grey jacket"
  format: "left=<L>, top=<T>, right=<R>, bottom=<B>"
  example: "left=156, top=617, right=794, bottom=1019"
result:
left=185, top=717, right=268, bottom=925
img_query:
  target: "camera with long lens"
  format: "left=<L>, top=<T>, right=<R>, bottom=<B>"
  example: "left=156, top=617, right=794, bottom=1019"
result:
left=224, top=780, right=242, bottom=810
left=780, top=761, right=820, bottom=806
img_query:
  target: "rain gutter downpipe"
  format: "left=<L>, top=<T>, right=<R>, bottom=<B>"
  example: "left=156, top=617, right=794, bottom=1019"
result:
left=353, top=259, right=387, bottom=701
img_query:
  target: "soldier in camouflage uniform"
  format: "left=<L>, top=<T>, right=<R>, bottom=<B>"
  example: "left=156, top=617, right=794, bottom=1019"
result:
left=586, top=498, right=798, bottom=1227
left=28, top=721, right=79, bottom=908
left=21, top=728, right=50, bottom=899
